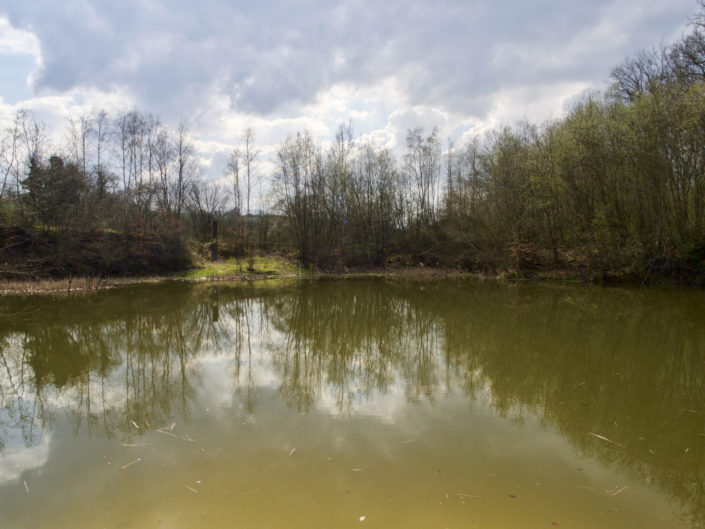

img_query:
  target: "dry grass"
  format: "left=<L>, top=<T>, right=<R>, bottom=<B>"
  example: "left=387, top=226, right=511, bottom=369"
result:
left=0, top=276, right=108, bottom=295
left=4, top=257, right=591, bottom=296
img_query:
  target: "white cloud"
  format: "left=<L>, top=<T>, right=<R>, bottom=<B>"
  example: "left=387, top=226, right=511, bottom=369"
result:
left=0, top=1, right=698, bottom=182
left=0, top=434, right=50, bottom=485
left=0, top=16, right=40, bottom=57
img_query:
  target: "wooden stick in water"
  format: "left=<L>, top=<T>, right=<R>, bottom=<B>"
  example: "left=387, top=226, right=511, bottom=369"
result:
left=121, top=458, right=142, bottom=470
left=588, top=432, right=625, bottom=448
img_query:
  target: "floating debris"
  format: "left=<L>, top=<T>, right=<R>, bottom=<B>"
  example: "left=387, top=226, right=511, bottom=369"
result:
left=121, top=458, right=142, bottom=470
left=23, top=481, right=29, bottom=494
left=130, top=420, right=140, bottom=430
left=402, top=439, right=417, bottom=444
left=156, top=429, right=180, bottom=439
left=359, top=516, right=366, bottom=521
left=607, top=486, right=627, bottom=496
left=588, top=433, right=624, bottom=448
left=121, top=443, right=147, bottom=447
left=289, top=448, right=297, bottom=456
left=451, top=492, right=478, bottom=501
left=352, top=468, right=363, bottom=472
left=185, top=485, right=198, bottom=493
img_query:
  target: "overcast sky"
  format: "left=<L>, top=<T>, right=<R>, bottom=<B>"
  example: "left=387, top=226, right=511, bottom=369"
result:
left=0, top=0, right=697, bottom=182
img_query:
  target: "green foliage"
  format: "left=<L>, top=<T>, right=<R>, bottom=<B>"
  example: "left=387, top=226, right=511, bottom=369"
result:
left=4, top=2, right=705, bottom=284
left=22, top=156, right=88, bottom=228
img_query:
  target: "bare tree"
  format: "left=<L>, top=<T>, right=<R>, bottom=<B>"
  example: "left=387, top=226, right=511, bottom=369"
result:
left=239, top=127, right=260, bottom=217
left=187, top=180, right=229, bottom=241
left=152, top=127, right=175, bottom=214
left=273, top=131, right=323, bottom=266
left=226, top=149, right=241, bottom=215
left=66, top=113, right=92, bottom=174
left=0, top=114, right=22, bottom=201
left=0, top=110, right=46, bottom=205
left=404, top=127, right=441, bottom=226
left=610, top=47, right=671, bottom=102
left=175, top=121, right=195, bottom=218
left=93, top=110, right=109, bottom=172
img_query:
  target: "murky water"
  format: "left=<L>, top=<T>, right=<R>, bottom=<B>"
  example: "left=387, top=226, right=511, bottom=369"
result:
left=1, top=279, right=704, bottom=528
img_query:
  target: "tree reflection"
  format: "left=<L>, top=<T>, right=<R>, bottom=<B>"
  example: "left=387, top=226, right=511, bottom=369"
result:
left=1, top=281, right=704, bottom=526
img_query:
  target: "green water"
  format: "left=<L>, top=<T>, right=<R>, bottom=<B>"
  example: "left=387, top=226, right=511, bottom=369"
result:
left=1, top=279, right=704, bottom=528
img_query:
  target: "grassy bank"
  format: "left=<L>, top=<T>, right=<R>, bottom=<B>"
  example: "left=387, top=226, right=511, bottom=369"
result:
left=173, top=255, right=300, bottom=279
left=2, top=251, right=696, bottom=296
left=0, top=254, right=473, bottom=295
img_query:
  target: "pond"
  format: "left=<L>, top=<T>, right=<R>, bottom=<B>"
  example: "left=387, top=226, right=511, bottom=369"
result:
left=0, top=279, right=704, bottom=528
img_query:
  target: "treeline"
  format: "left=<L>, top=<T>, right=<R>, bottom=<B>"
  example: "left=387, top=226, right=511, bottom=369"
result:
left=0, top=109, right=260, bottom=278
left=3, top=3, right=705, bottom=283
left=271, top=2, right=705, bottom=282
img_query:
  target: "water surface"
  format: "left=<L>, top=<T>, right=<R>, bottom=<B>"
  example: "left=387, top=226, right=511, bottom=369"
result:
left=1, top=279, right=704, bottom=528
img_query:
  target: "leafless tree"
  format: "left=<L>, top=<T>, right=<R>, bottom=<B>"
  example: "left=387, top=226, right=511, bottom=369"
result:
left=175, top=121, right=195, bottom=218
left=404, top=127, right=441, bottom=226
left=187, top=180, right=229, bottom=241
left=226, top=149, right=241, bottom=215
left=66, top=113, right=91, bottom=174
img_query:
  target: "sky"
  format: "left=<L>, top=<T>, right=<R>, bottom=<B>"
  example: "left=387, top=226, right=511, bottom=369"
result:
left=0, top=0, right=698, bottom=183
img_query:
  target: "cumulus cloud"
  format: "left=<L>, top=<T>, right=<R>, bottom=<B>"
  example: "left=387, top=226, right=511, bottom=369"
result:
left=2, top=1, right=694, bottom=114
left=0, top=0, right=696, bottom=179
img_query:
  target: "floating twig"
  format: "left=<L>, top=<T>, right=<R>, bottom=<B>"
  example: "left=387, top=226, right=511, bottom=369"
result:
left=121, top=458, right=142, bottom=470
left=185, top=485, right=198, bottom=493
left=588, top=433, right=624, bottom=448
left=23, top=481, right=29, bottom=494
left=607, top=486, right=627, bottom=496
left=156, top=429, right=180, bottom=439
left=288, top=448, right=296, bottom=456
left=130, top=420, right=140, bottom=430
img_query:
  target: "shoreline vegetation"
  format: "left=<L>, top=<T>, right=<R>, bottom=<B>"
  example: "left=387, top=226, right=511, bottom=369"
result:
left=4, top=4, right=705, bottom=291
left=0, top=253, right=671, bottom=296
